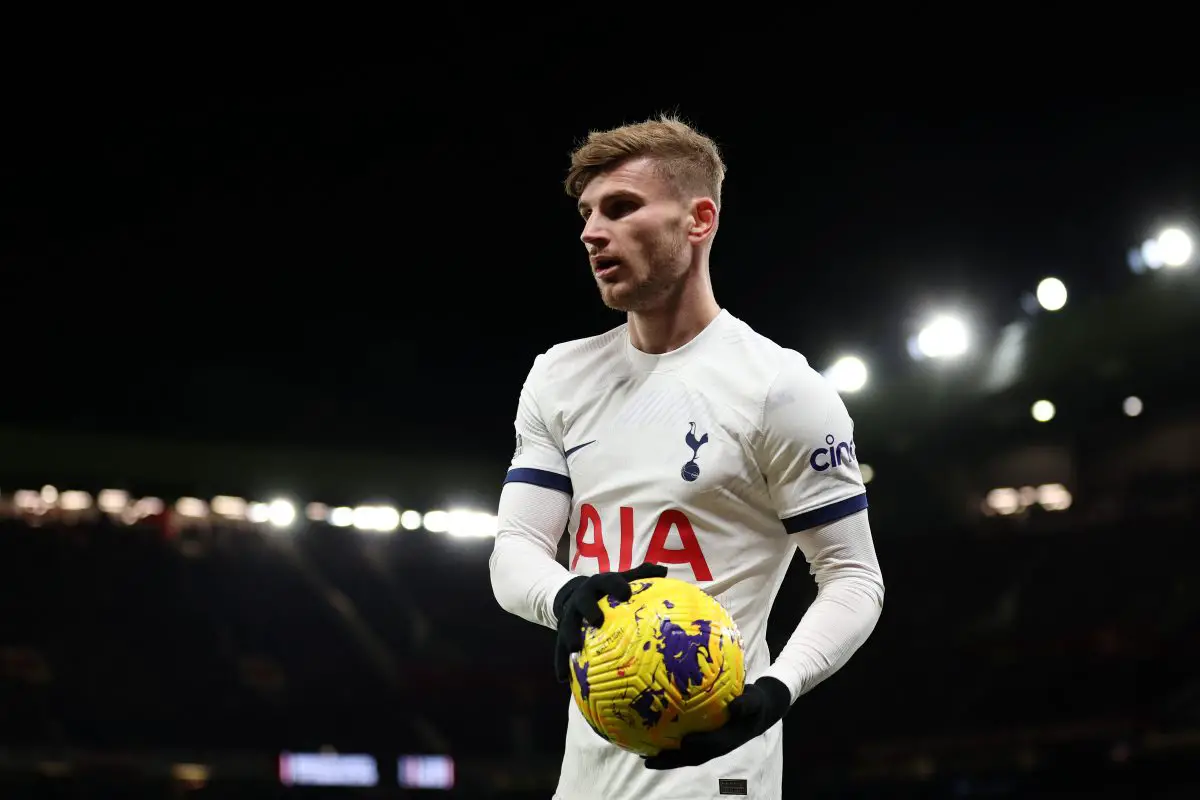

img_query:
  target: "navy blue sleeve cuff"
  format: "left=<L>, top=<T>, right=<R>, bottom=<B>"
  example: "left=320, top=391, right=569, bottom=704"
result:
left=781, top=493, right=867, bottom=533
left=503, top=467, right=573, bottom=496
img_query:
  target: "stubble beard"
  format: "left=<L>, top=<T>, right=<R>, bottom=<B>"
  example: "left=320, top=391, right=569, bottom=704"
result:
left=598, top=230, right=689, bottom=313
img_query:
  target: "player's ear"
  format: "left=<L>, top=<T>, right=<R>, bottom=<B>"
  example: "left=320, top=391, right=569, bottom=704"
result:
left=687, top=197, right=718, bottom=243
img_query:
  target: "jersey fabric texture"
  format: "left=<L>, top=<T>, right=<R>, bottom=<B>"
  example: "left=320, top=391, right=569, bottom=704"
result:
left=503, top=309, right=868, bottom=800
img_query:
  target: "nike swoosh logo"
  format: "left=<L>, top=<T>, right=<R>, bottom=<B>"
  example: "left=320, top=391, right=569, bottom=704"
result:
left=564, top=440, right=597, bottom=458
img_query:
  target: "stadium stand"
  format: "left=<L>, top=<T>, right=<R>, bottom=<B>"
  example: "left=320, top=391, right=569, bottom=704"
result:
left=1, top=456, right=1197, bottom=797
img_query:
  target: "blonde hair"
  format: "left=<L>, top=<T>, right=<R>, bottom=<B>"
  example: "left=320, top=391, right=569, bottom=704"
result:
left=564, top=113, right=726, bottom=208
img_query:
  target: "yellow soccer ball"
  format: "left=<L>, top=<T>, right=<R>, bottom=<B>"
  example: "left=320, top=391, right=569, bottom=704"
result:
left=567, top=576, right=746, bottom=757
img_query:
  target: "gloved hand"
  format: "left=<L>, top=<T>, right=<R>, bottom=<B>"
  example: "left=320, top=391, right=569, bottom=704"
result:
left=553, top=562, right=669, bottom=683
left=643, top=676, right=792, bottom=769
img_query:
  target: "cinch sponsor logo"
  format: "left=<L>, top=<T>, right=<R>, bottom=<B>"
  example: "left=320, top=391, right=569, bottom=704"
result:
left=809, top=433, right=855, bottom=472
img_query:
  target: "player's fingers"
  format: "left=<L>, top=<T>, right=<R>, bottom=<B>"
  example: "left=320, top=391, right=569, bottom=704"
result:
left=737, top=682, right=769, bottom=715
left=579, top=577, right=628, bottom=625
left=627, top=562, right=668, bottom=581
left=724, top=695, right=748, bottom=722
left=565, top=622, right=588, bottom=652
left=562, top=608, right=588, bottom=649
left=644, top=740, right=706, bottom=770
left=582, top=609, right=605, bottom=628
left=580, top=596, right=609, bottom=627
left=643, top=752, right=682, bottom=770
left=599, top=574, right=634, bottom=601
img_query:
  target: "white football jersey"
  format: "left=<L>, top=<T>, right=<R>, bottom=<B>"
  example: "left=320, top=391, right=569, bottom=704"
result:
left=505, top=309, right=867, bottom=800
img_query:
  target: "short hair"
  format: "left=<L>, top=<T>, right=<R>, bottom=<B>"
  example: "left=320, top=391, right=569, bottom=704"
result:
left=564, top=113, right=726, bottom=208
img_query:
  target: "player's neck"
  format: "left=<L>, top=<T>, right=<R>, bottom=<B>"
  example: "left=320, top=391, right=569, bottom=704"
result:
left=627, top=274, right=721, bottom=356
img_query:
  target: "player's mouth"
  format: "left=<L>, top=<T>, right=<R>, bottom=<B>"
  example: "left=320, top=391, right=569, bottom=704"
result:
left=592, top=257, right=622, bottom=280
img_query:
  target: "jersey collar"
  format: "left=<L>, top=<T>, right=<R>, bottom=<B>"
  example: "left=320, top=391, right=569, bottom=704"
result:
left=624, top=309, right=732, bottom=373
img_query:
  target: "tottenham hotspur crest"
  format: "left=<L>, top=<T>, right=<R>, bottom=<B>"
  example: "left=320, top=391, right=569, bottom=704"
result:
left=681, top=422, right=709, bottom=482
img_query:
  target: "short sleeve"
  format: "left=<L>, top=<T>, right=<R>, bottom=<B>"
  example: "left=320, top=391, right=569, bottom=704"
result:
left=502, top=355, right=573, bottom=496
left=758, top=353, right=868, bottom=534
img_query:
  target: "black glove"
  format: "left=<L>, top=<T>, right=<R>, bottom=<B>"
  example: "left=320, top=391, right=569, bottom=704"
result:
left=643, top=676, right=792, bottom=769
left=553, top=562, right=669, bottom=683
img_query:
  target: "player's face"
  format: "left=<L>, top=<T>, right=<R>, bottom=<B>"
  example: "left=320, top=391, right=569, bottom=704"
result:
left=577, top=158, right=695, bottom=313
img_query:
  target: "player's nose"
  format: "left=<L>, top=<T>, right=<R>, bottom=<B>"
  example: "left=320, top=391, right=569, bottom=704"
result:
left=580, top=217, right=609, bottom=250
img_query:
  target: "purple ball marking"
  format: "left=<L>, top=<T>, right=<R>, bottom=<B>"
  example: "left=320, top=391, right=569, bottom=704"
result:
left=572, top=656, right=590, bottom=701
left=656, top=617, right=715, bottom=700
left=631, top=686, right=667, bottom=728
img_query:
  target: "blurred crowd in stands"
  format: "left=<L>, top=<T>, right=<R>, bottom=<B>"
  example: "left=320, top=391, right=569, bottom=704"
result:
left=1, top=463, right=1198, bottom=799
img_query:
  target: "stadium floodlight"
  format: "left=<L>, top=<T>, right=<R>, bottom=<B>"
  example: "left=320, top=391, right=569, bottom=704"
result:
left=1031, top=399, right=1056, bottom=422
left=352, top=505, right=400, bottom=533
left=1035, top=277, right=1067, bottom=311
left=985, top=487, right=1021, bottom=515
left=1139, top=226, right=1195, bottom=270
left=1157, top=227, right=1194, bottom=268
left=910, top=314, right=969, bottom=361
left=422, top=510, right=449, bottom=533
left=824, top=355, right=868, bottom=394
left=267, top=499, right=297, bottom=528
left=1037, top=483, right=1073, bottom=512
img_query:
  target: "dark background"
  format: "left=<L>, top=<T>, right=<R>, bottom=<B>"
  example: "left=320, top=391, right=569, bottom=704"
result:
left=6, top=66, right=1196, bottom=455
left=1, top=57, right=1198, bottom=798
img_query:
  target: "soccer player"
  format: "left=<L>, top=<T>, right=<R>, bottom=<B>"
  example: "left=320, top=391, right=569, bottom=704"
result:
left=489, top=115, right=885, bottom=799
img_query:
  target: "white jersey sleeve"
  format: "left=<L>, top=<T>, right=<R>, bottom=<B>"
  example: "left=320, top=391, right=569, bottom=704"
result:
left=488, top=355, right=577, bottom=631
left=758, top=352, right=868, bottom=531
left=756, top=353, right=883, bottom=703
left=504, top=354, right=572, bottom=493
left=760, top=508, right=884, bottom=703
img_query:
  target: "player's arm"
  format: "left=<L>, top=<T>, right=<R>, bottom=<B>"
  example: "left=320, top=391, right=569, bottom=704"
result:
left=488, top=355, right=579, bottom=630
left=757, top=355, right=884, bottom=704
left=645, top=356, right=883, bottom=770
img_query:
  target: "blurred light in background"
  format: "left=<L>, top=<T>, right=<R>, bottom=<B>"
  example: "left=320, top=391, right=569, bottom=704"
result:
left=1131, top=226, right=1195, bottom=272
left=353, top=505, right=400, bottom=533
left=1123, top=396, right=1144, bottom=417
left=1031, top=400, right=1056, bottom=422
left=444, top=509, right=499, bottom=539
left=3, top=484, right=502, bottom=540
left=98, top=489, right=129, bottom=514
left=1037, top=483, right=1073, bottom=511
left=910, top=314, right=969, bottom=361
left=60, top=490, right=92, bottom=511
left=824, top=355, right=869, bottom=394
left=268, top=499, right=296, bottom=528
left=984, top=483, right=1072, bottom=515
left=1035, top=277, right=1067, bottom=311
left=213, top=495, right=248, bottom=519
left=176, top=497, right=207, bottom=518
left=422, top=511, right=449, bottom=533
left=1157, top=227, right=1194, bottom=268
left=985, top=487, right=1021, bottom=515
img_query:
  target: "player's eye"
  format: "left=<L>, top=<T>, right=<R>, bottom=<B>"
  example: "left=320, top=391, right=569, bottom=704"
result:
left=608, top=200, right=637, bottom=218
